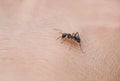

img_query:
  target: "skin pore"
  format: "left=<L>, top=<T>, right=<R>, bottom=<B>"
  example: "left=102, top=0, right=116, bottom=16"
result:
left=0, top=0, right=120, bottom=81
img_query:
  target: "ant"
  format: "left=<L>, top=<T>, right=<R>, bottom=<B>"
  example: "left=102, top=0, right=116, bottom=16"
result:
left=54, top=29, right=84, bottom=53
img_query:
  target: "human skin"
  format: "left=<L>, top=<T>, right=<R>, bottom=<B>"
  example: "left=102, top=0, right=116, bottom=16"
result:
left=0, top=0, right=120, bottom=81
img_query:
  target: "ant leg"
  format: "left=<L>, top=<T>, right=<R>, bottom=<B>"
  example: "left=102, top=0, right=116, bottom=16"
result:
left=56, top=36, right=62, bottom=40
left=69, top=40, right=74, bottom=50
left=70, top=33, right=75, bottom=47
left=75, top=32, right=80, bottom=37
left=71, top=33, right=75, bottom=38
left=56, top=36, right=64, bottom=44
left=79, top=43, right=85, bottom=54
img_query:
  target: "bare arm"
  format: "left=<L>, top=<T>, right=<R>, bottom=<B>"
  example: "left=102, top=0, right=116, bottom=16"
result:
left=0, top=0, right=120, bottom=81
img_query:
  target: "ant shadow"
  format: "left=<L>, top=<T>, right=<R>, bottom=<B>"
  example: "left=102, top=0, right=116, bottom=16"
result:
left=60, top=38, right=85, bottom=54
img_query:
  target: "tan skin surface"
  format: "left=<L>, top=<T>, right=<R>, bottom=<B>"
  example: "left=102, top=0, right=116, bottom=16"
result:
left=0, top=0, right=120, bottom=81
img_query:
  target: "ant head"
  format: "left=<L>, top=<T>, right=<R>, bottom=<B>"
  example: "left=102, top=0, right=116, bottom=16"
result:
left=62, top=33, right=67, bottom=38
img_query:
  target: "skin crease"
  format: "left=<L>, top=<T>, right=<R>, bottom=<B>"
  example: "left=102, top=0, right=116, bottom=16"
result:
left=0, top=0, right=120, bottom=81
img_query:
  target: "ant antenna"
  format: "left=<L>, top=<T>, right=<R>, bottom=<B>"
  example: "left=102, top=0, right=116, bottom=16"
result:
left=53, top=29, right=63, bottom=40
left=53, top=29, right=62, bottom=34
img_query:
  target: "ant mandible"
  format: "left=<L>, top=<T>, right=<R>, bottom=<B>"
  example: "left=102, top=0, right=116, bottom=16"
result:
left=54, top=29, right=84, bottom=53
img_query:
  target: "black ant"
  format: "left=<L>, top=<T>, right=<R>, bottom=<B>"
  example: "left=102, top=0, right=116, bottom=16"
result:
left=54, top=29, right=84, bottom=53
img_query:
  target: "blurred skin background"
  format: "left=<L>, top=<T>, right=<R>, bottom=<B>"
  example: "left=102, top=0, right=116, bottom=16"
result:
left=0, top=0, right=120, bottom=81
